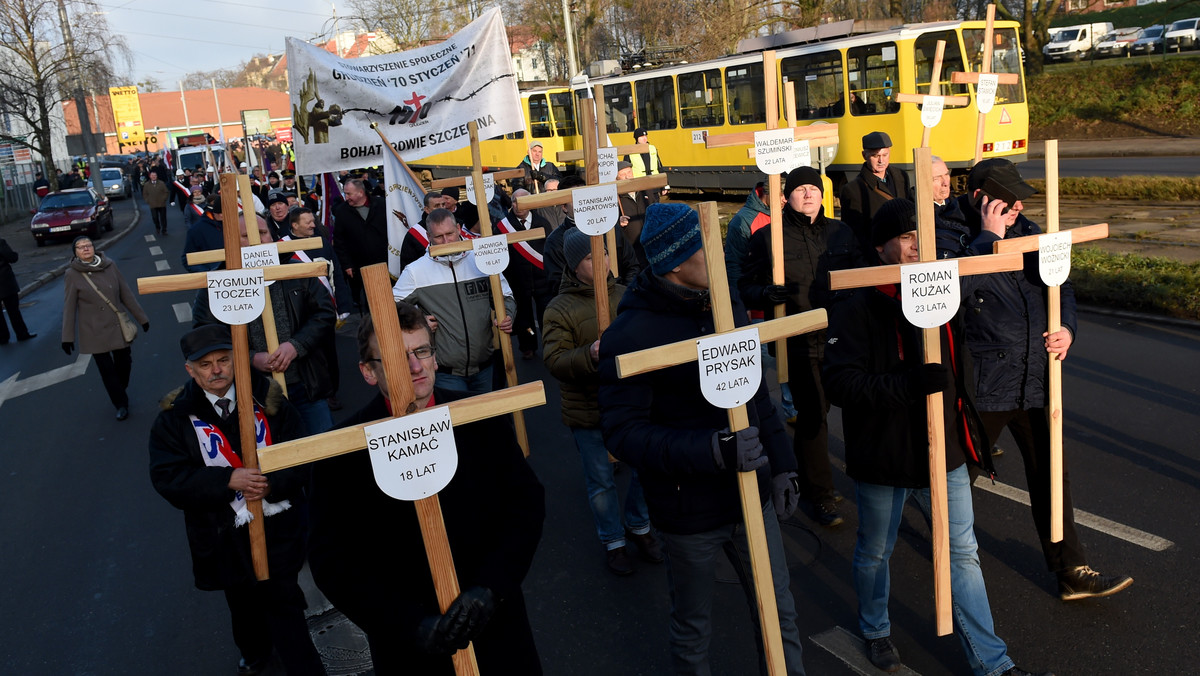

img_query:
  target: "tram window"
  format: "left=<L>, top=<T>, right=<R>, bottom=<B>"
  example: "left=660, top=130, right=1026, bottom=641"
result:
left=780, top=51, right=844, bottom=119
left=962, top=27, right=1026, bottom=105
left=635, top=76, right=677, bottom=130
left=847, top=43, right=900, bottom=116
left=528, top=95, right=552, bottom=138
left=913, top=31, right=969, bottom=108
left=603, top=83, right=635, bottom=133
left=725, top=62, right=765, bottom=125
left=677, top=69, right=724, bottom=128
left=550, top=92, right=577, bottom=136
left=505, top=130, right=525, bottom=140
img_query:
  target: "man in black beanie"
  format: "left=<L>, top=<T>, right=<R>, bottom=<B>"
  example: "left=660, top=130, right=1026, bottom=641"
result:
left=739, top=166, right=863, bottom=527
left=824, top=198, right=1052, bottom=676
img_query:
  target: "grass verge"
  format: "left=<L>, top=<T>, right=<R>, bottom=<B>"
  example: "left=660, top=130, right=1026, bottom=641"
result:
left=1026, top=176, right=1200, bottom=201
left=1071, top=247, right=1200, bottom=320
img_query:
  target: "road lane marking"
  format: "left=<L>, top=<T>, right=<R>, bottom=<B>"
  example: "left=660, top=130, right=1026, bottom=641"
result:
left=173, top=303, right=193, bottom=324
left=155, top=260, right=170, bottom=271
left=810, top=626, right=922, bottom=675
left=0, top=353, right=91, bottom=410
left=149, top=246, right=163, bottom=255
left=973, top=477, right=1174, bottom=552
left=144, top=234, right=155, bottom=242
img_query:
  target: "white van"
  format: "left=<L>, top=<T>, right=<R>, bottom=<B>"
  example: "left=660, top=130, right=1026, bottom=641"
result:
left=1095, top=27, right=1142, bottom=58
left=1043, top=22, right=1114, bottom=61
left=1165, top=17, right=1200, bottom=52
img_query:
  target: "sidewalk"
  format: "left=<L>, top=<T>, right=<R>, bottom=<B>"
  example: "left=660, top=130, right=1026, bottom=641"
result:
left=6, top=196, right=142, bottom=299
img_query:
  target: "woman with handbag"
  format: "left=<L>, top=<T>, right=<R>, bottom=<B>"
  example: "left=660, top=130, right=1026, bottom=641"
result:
left=62, top=236, right=150, bottom=421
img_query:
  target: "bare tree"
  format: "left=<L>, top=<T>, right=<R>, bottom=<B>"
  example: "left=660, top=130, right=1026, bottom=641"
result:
left=0, top=0, right=131, bottom=187
left=995, top=0, right=1059, bottom=75
left=344, top=0, right=450, bottom=49
left=137, top=76, right=162, bottom=93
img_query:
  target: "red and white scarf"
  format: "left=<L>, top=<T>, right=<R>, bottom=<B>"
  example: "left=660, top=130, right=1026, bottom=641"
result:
left=190, top=406, right=290, bottom=526
left=495, top=216, right=544, bottom=269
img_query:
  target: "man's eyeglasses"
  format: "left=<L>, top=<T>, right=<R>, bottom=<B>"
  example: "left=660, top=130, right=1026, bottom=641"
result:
left=364, top=345, right=436, bottom=363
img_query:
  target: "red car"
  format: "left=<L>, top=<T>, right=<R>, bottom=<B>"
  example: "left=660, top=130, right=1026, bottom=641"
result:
left=31, top=188, right=113, bottom=246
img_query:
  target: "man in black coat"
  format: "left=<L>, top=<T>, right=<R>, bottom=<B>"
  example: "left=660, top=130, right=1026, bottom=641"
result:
left=192, top=213, right=337, bottom=436
left=598, top=203, right=807, bottom=674
left=308, top=301, right=545, bottom=675
left=501, top=189, right=553, bottom=358
left=332, top=178, right=389, bottom=307
left=0, top=237, right=35, bottom=342
left=149, top=325, right=325, bottom=676
left=838, top=131, right=912, bottom=261
left=543, top=175, right=640, bottom=293
left=740, top=166, right=863, bottom=528
left=822, top=200, right=1054, bottom=676
left=937, top=158, right=1132, bottom=602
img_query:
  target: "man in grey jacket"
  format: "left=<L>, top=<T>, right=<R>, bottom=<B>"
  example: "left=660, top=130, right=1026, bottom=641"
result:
left=392, top=208, right=516, bottom=394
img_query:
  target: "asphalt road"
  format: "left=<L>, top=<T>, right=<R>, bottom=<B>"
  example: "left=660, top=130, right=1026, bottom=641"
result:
left=1017, top=155, right=1200, bottom=179
left=1, top=197, right=1197, bottom=675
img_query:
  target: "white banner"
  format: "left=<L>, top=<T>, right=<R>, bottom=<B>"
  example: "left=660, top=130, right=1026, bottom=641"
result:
left=697, top=328, right=761, bottom=409
left=472, top=234, right=509, bottom=274
left=1038, top=231, right=1072, bottom=287
left=286, top=8, right=524, bottom=175
left=207, top=269, right=266, bottom=325
left=366, top=406, right=458, bottom=501
left=382, top=147, right=429, bottom=278
left=901, top=260, right=960, bottom=328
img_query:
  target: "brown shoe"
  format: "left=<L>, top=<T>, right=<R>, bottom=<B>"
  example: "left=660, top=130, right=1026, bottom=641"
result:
left=626, top=528, right=665, bottom=564
left=606, top=546, right=635, bottom=576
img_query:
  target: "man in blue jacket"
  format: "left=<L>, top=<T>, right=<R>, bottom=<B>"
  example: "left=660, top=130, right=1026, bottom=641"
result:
left=599, top=203, right=807, bottom=675
left=937, top=158, right=1132, bottom=602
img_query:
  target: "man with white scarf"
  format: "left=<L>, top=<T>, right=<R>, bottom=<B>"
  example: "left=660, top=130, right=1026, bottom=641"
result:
left=149, top=324, right=325, bottom=676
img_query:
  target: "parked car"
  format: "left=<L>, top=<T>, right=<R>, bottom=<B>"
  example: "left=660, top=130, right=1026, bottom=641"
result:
left=30, top=188, right=113, bottom=246
left=99, top=167, right=132, bottom=199
left=1130, top=25, right=1165, bottom=55
left=1165, top=17, right=1200, bottom=52
left=1094, top=27, right=1142, bottom=58
left=1043, top=22, right=1113, bottom=62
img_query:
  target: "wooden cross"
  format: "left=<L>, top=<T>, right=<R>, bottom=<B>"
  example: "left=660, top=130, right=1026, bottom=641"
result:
left=425, top=120, right=548, bottom=457
left=430, top=168, right=525, bottom=193
left=894, top=40, right=971, bottom=149
left=949, top=4, right=1020, bottom=165
left=557, top=85, right=652, bottom=278
left=703, top=52, right=840, bottom=392
left=827, top=147, right=1024, bottom=635
left=137, top=174, right=328, bottom=581
left=614, top=202, right=826, bottom=674
left=256, top=264, right=547, bottom=676
left=990, top=139, right=1108, bottom=542
left=511, top=123, right=668, bottom=336
left=185, top=230, right=328, bottom=396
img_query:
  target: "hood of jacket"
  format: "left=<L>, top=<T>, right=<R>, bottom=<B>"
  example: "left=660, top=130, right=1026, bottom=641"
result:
left=68, top=254, right=113, bottom=273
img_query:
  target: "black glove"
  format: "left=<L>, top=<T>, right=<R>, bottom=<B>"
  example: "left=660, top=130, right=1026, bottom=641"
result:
left=908, top=362, right=952, bottom=397
left=62, top=341, right=73, bottom=355
left=763, top=283, right=799, bottom=305
left=415, top=613, right=456, bottom=656
left=773, top=472, right=800, bottom=518
left=440, top=586, right=497, bottom=649
left=141, top=321, right=150, bottom=333
left=712, top=426, right=768, bottom=473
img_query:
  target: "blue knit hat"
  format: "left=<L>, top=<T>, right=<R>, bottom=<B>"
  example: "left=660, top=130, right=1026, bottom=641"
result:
left=641, top=203, right=702, bottom=275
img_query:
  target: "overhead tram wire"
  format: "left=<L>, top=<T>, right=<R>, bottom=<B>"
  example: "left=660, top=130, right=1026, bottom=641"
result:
left=118, top=29, right=284, bottom=51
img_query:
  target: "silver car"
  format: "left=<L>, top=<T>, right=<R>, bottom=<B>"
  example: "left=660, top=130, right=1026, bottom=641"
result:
left=100, top=167, right=131, bottom=199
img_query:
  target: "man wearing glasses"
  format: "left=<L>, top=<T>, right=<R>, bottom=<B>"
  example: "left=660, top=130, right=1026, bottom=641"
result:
left=307, top=301, right=546, bottom=675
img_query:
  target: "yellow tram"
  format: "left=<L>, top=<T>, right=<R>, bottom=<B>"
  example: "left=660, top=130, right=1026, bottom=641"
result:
left=411, top=18, right=1029, bottom=193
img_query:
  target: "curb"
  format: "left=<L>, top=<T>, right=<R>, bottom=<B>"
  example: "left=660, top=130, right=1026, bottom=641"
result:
left=17, top=203, right=142, bottom=299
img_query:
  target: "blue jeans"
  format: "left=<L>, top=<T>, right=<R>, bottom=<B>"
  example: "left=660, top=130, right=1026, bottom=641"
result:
left=436, top=364, right=493, bottom=395
left=659, top=499, right=806, bottom=676
left=570, top=428, right=650, bottom=549
left=853, top=465, right=1015, bottom=676
left=287, top=380, right=334, bottom=436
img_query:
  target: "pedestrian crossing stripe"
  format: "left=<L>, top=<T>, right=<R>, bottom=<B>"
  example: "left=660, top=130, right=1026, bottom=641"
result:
left=999, top=107, right=1012, bottom=125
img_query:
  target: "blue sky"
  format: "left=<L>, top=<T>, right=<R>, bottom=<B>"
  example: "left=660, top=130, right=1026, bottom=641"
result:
left=95, top=0, right=346, bottom=91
